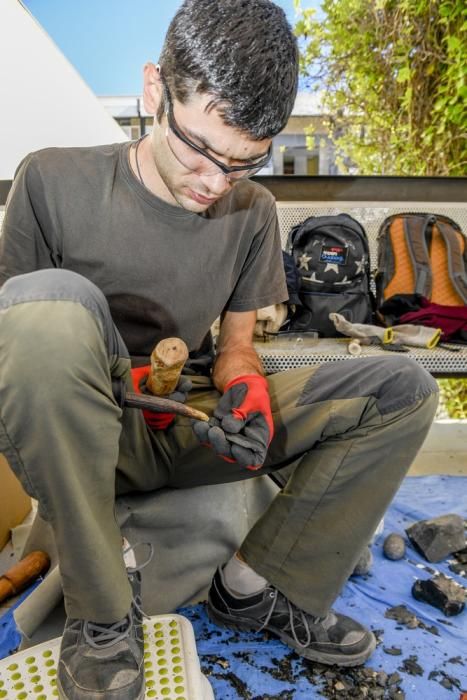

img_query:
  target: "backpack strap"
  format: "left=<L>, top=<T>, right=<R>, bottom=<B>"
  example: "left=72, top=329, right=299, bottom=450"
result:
left=286, top=223, right=302, bottom=254
left=402, top=215, right=433, bottom=297
left=435, top=220, right=467, bottom=303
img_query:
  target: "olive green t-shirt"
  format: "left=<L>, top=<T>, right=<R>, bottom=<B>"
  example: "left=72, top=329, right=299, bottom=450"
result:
left=0, top=142, right=287, bottom=364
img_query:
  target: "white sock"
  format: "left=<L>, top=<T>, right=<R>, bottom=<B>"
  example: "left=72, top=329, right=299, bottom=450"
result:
left=223, top=553, right=268, bottom=596
left=122, top=537, right=136, bottom=569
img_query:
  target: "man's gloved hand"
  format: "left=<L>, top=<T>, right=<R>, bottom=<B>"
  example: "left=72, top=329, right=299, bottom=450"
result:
left=130, top=366, right=192, bottom=430
left=193, top=374, right=274, bottom=471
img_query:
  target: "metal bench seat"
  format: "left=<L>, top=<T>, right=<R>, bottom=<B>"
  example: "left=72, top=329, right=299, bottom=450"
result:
left=256, top=336, right=467, bottom=377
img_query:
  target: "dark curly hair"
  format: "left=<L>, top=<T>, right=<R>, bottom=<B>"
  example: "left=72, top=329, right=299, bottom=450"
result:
left=158, top=0, right=299, bottom=140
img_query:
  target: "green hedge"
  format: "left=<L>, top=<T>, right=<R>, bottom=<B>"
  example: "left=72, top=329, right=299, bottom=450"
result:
left=437, top=379, right=467, bottom=419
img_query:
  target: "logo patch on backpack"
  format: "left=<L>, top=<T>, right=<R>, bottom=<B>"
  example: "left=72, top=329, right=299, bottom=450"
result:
left=320, top=244, right=348, bottom=266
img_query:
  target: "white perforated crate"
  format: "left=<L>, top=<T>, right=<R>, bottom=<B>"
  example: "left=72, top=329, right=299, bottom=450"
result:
left=0, top=614, right=214, bottom=700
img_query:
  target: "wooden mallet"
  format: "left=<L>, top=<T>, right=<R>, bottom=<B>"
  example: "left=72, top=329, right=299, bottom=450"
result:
left=125, top=337, right=209, bottom=422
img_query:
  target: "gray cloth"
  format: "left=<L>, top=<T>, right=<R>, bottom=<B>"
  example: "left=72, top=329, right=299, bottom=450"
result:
left=14, top=477, right=278, bottom=642
left=0, top=142, right=288, bottom=364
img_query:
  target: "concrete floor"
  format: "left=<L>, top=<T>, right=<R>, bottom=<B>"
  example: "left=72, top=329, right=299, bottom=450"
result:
left=409, top=419, right=467, bottom=476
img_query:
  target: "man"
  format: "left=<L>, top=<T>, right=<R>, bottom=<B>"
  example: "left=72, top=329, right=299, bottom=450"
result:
left=0, top=1, right=438, bottom=699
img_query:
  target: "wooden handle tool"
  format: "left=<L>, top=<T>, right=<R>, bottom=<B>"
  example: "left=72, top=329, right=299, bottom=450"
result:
left=124, top=392, right=209, bottom=422
left=146, top=337, right=189, bottom=396
left=126, top=337, right=208, bottom=422
left=0, top=550, right=50, bottom=603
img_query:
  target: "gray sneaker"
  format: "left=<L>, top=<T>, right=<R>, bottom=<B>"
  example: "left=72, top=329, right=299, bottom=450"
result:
left=208, top=566, right=376, bottom=667
left=57, top=610, right=144, bottom=700
left=57, top=544, right=152, bottom=700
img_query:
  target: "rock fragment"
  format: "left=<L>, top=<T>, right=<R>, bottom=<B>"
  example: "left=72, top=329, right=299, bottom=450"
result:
left=398, top=655, right=423, bottom=676
left=383, top=646, right=402, bottom=656
left=383, top=533, right=406, bottom=560
left=412, top=573, right=466, bottom=616
left=384, top=604, right=419, bottom=628
left=352, top=546, right=373, bottom=575
left=405, top=513, right=465, bottom=562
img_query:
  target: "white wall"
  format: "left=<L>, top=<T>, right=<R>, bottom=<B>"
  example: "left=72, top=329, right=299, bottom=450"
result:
left=0, top=0, right=127, bottom=180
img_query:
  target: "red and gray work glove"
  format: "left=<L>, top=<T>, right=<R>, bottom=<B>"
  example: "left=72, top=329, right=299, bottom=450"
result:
left=131, top=366, right=192, bottom=430
left=192, top=374, right=274, bottom=471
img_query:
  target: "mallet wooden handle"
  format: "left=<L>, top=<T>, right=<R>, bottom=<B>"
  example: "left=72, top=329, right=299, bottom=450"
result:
left=147, top=337, right=189, bottom=396
left=0, top=550, right=50, bottom=603
left=143, top=337, right=209, bottom=422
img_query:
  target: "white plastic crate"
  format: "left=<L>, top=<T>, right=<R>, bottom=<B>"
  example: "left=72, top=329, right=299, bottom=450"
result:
left=0, top=613, right=214, bottom=700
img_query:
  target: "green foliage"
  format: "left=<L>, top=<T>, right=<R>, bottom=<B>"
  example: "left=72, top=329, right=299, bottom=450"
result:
left=294, top=0, right=467, bottom=175
left=437, top=379, right=467, bottom=419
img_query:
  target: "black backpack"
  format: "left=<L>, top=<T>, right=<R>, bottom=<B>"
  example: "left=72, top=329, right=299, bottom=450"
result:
left=286, top=213, right=374, bottom=336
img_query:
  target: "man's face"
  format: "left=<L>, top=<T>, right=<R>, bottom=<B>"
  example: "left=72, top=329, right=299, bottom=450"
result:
left=149, top=89, right=272, bottom=213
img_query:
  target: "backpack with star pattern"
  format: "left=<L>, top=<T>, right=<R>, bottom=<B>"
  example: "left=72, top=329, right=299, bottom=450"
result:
left=286, top=213, right=374, bottom=336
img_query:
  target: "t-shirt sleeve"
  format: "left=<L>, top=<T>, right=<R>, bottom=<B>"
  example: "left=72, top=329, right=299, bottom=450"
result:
left=0, top=154, right=59, bottom=288
left=225, top=202, right=288, bottom=312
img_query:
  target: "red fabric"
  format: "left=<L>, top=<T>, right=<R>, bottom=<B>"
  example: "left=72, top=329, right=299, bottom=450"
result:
left=130, top=366, right=175, bottom=430
left=400, top=298, right=467, bottom=340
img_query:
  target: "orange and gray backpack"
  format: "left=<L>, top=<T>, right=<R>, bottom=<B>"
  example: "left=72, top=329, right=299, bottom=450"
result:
left=375, top=213, right=467, bottom=308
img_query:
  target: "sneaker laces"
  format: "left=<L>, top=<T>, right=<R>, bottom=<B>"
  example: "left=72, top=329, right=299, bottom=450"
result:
left=125, top=541, right=154, bottom=641
left=124, top=541, right=154, bottom=576
left=83, top=542, right=154, bottom=649
left=258, top=587, right=317, bottom=649
left=84, top=612, right=135, bottom=649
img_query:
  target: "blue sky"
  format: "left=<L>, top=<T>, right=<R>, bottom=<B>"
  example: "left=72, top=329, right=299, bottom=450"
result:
left=23, top=0, right=318, bottom=96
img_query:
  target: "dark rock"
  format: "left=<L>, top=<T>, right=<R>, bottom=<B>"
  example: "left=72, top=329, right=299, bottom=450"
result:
left=448, top=561, right=466, bottom=578
left=362, top=668, right=376, bottom=679
left=371, top=628, right=384, bottom=645
left=211, top=670, right=251, bottom=698
left=447, top=656, right=464, bottom=665
left=450, top=545, right=467, bottom=579
left=441, top=671, right=461, bottom=690
left=352, top=545, right=373, bottom=575
left=437, top=617, right=454, bottom=627
left=405, top=513, right=465, bottom=562
left=383, top=533, right=406, bottom=560
left=385, top=604, right=419, bottom=628
left=398, top=655, right=423, bottom=676
left=383, top=646, right=402, bottom=656
left=428, top=669, right=462, bottom=691
left=387, top=672, right=402, bottom=686
left=389, top=691, right=405, bottom=700
left=376, top=671, right=388, bottom=686
left=412, top=573, right=466, bottom=616
left=454, top=545, right=467, bottom=565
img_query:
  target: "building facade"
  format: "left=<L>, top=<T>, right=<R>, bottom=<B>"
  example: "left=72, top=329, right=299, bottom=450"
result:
left=98, top=93, right=338, bottom=176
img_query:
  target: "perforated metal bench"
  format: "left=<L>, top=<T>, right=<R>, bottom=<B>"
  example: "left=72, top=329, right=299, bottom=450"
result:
left=254, top=176, right=467, bottom=378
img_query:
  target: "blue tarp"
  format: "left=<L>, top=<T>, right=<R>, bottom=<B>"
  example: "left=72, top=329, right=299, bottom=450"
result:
left=0, top=580, right=40, bottom=658
left=1, top=476, right=466, bottom=698
left=180, top=476, right=467, bottom=699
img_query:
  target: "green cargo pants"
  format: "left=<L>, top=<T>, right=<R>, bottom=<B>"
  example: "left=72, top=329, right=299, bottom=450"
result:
left=0, top=270, right=439, bottom=622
